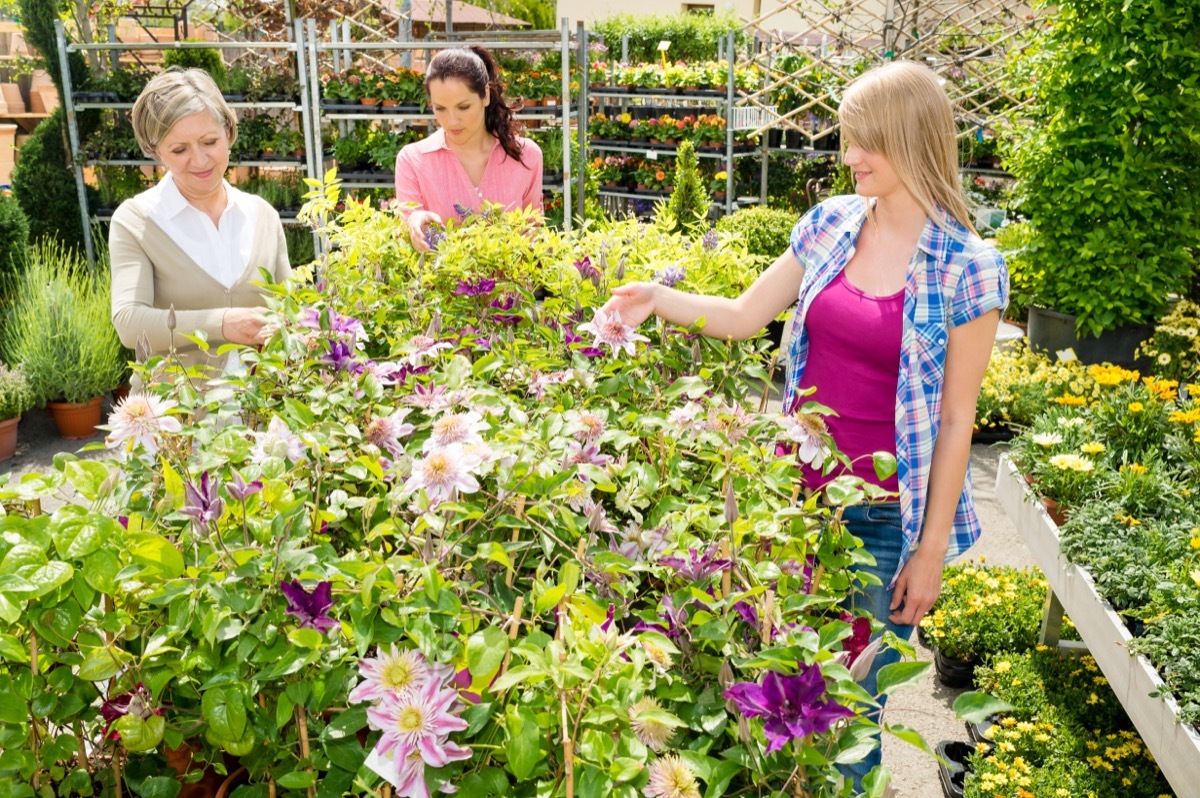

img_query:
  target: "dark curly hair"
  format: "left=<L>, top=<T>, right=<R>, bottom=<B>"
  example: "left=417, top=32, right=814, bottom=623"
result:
left=426, top=45, right=527, bottom=166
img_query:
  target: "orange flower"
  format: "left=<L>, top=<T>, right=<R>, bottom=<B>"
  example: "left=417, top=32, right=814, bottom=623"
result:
left=655, top=170, right=666, bottom=181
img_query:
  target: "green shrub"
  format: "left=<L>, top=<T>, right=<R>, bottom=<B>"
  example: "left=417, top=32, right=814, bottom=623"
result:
left=992, top=221, right=1034, bottom=324
left=0, top=363, right=34, bottom=421
left=0, top=241, right=125, bottom=405
left=1003, top=0, right=1200, bottom=337
left=592, top=12, right=745, bottom=63
left=715, top=206, right=794, bottom=261
left=161, top=43, right=226, bottom=88
left=662, top=140, right=709, bottom=236
left=11, top=109, right=97, bottom=252
left=285, top=226, right=315, bottom=267
left=0, top=191, right=29, bottom=280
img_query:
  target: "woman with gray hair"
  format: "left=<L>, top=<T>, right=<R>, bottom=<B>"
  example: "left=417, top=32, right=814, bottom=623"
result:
left=109, top=67, right=291, bottom=379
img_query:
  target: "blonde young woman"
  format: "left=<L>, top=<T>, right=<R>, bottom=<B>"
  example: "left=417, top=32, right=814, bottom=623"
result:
left=110, top=68, right=291, bottom=379
left=603, top=61, right=1008, bottom=787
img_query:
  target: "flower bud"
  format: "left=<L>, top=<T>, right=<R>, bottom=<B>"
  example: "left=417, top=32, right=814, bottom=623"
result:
left=136, top=332, right=152, bottom=362
left=166, top=304, right=176, bottom=333
left=724, top=480, right=738, bottom=525
left=616, top=255, right=627, bottom=281
left=427, top=312, right=442, bottom=338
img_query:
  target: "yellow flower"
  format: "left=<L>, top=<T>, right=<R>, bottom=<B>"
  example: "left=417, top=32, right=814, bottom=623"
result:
left=1055, top=394, right=1088, bottom=405
left=1169, top=409, right=1200, bottom=424
left=1080, top=441, right=1106, bottom=454
left=1128, top=401, right=1144, bottom=413
left=994, top=661, right=1012, bottom=673
left=1120, top=462, right=1148, bottom=475
left=1143, top=376, right=1178, bottom=401
left=1189, top=532, right=1200, bottom=550
left=1050, top=453, right=1095, bottom=472
left=1088, top=364, right=1140, bottom=386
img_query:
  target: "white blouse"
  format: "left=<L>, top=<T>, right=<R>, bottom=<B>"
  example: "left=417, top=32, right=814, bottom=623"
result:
left=133, top=172, right=260, bottom=289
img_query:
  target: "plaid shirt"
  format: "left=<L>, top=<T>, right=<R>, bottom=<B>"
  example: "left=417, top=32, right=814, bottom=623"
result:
left=784, top=195, right=1009, bottom=584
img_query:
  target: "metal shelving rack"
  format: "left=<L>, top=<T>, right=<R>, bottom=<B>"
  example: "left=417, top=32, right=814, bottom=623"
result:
left=55, top=19, right=317, bottom=266
left=587, top=31, right=773, bottom=216
left=303, top=18, right=585, bottom=229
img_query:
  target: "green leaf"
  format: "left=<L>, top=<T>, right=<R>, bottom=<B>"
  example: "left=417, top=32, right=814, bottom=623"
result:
left=874, top=661, right=930, bottom=696
left=51, top=506, right=118, bottom=561
left=201, top=686, right=247, bottom=744
left=872, top=451, right=898, bottom=481
left=322, top=707, right=367, bottom=740
left=0, top=691, right=27, bottom=724
left=704, top=759, right=743, bottom=798
left=114, top=713, right=165, bottom=752
left=64, top=461, right=114, bottom=502
left=287, top=628, right=327, bottom=649
left=128, top=535, right=184, bottom=579
left=138, top=776, right=182, bottom=798
left=953, top=691, right=1014, bottom=724
left=535, top=583, right=567, bottom=613
left=78, top=647, right=131, bottom=682
left=883, top=722, right=935, bottom=757
left=27, top=561, right=73, bottom=597
left=505, top=705, right=541, bottom=780
left=82, top=550, right=121, bottom=594
left=467, top=625, right=509, bottom=678
left=0, top=544, right=47, bottom=576
left=276, top=771, right=316, bottom=789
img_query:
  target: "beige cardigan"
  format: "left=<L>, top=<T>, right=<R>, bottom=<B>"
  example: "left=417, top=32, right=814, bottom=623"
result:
left=109, top=193, right=292, bottom=376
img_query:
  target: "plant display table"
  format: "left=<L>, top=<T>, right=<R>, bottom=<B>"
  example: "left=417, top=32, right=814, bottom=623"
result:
left=995, top=455, right=1200, bottom=792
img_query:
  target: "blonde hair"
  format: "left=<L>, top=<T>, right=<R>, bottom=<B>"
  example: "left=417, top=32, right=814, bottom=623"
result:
left=130, top=67, right=237, bottom=159
left=838, top=61, right=974, bottom=234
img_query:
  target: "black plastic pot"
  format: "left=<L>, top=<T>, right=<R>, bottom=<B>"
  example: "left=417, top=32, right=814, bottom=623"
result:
left=764, top=317, right=787, bottom=352
left=965, top=714, right=999, bottom=744
left=936, top=740, right=973, bottom=798
left=767, top=128, right=783, bottom=148
left=971, top=424, right=1016, bottom=444
left=1027, top=305, right=1152, bottom=369
left=934, top=648, right=978, bottom=689
left=1121, top=613, right=1146, bottom=638
left=784, top=129, right=803, bottom=149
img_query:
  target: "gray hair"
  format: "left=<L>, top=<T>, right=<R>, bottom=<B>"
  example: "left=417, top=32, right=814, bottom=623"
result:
left=130, top=67, right=237, bottom=159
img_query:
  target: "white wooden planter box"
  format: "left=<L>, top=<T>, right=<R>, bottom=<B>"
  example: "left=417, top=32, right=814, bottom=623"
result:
left=995, top=455, right=1200, bottom=792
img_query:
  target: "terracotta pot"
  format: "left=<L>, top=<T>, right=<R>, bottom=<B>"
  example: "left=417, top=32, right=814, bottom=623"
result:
left=0, top=416, right=18, bottom=462
left=112, top=384, right=131, bottom=405
left=165, top=744, right=226, bottom=798
left=46, top=397, right=104, bottom=440
left=360, top=97, right=380, bottom=106
left=1041, top=496, right=1067, bottom=527
left=215, top=767, right=249, bottom=798
left=381, top=99, right=398, bottom=107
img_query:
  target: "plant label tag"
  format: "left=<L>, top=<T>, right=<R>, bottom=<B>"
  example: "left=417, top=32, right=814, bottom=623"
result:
left=646, top=150, right=658, bottom=160
left=658, top=41, right=671, bottom=52
left=365, top=748, right=403, bottom=788
left=1056, top=348, right=1078, bottom=362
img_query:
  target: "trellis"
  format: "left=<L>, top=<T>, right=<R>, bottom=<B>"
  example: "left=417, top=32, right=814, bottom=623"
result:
left=735, top=0, right=1042, bottom=148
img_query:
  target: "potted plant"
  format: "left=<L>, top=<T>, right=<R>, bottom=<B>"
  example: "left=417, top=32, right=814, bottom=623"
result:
left=0, top=242, right=125, bottom=439
left=0, top=364, right=33, bottom=462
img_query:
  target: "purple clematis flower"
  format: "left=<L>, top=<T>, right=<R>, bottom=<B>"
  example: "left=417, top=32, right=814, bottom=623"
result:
left=181, top=472, right=224, bottom=534
left=489, top=294, right=523, bottom=325
left=564, top=330, right=604, bottom=358
left=226, top=471, right=263, bottom=502
left=453, top=277, right=496, bottom=297
left=424, top=226, right=446, bottom=251
left=660, top=545, right=732, bottom=583
left=574, top=256, right=600, bottom=282
left=723, top=664, right=855, bottom=753
left=281, top=579, right=338, bottom=633
left=324, top=340, right=356, bottom=372
left=632, top=595, right=689, bottom=640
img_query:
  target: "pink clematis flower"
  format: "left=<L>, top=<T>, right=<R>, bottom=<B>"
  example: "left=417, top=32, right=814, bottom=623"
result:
left=366, top=409, right=416, bottom=457
left=105, top=394, right=182, bottom=455
left=366, top=679, right=472, bottom=786
left=401, top=444, right=482, bottom=503
left=349, top=645, right=450, bottom=705
left=777, top=412, right=832, bottom=468
left=422, top=411, right=488, bottom=453
left=577, top=308, right=649, bottom=358
left=252, top=416, right=307, bottom=464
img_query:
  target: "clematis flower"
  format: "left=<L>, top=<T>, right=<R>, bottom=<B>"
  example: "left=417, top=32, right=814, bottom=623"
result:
left=564, top=329, right=604, bottom=358
left=660, top=545, right=732, bottom=583
left=643, top=754, right=702, bottom=798
left=610, top=521, right=670, bottom=562
left=281, top=579, right=338, bottom=633
left=349, top=645, right=444, bottom=705
left=181, top=471, right=224, bottom=534
left=568, top=411, right=607, bottom=444
left=577, top=308, right=650, bottom=358
left=324, top=340, right=357, bottom=372
left=453, top=277, right=495, bottom=296
left=105, top=393, right=181, bottom=456
left=565, top=441, right=612, bottom=468
left=722, top=664, right=855, bottom=753
left=100, top=683, right=160, bottom=740
left=422, top=411, right=488, bottom=453
left=778, top=412, right=832, bottom=467
left=366, top=679, right=471, bottom=772
left=653, top=265, right=686, bottom=287
left=366, top=409, right=416, bottom=457
left=488, top=294, right=523, bottom=325
left=298, top=307, right=365, bottom=346
left=401, top=444, right=482, bottom=503
left=628, top=697, right=675, bottom=751
left=403, top=382, right=452, bottom=412
left=402, top=335, right=453, bottom=368
left=252, top=416, right=307, bottom=464
left=226, top=470, right=263, bottom=502
left=573, top=256, right=600, bottom=281
left=423, top=226, right=446, bottom=251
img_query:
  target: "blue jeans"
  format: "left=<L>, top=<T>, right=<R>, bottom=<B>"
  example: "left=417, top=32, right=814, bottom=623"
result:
left=836, top=501, right=915, bottom=790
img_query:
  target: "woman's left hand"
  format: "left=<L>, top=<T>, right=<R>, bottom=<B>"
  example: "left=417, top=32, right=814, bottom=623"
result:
left=888, top=546, right=945, bottom=626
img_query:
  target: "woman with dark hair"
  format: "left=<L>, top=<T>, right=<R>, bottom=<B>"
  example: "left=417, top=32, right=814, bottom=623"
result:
left=395, top=45, right=543, bottom=251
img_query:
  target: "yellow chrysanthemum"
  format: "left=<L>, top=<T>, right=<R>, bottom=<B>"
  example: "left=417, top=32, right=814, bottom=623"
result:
left=1169, top=409, right=1200, bottom=424
left=1080, top=441, right=1106, bottom=454
left=1049, top=453, right=1094, bottom=473
left=1055, top=394, right=1088, bottom=406
left=1128, top=402, right=1144, bottom=413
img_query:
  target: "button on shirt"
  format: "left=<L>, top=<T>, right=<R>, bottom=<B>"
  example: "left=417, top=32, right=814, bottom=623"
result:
left=134, top=172, right=259, bottom=289
left=784, top=195, right=1009, bottom=584
left=394, top=129, right=543, bottom=221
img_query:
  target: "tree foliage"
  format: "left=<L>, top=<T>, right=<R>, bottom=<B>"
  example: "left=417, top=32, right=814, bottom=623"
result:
left=1004, top=0, right=1200, bottom=337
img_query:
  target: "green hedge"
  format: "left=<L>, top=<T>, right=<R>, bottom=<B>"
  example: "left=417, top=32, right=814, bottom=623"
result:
left=715, top=206, right=795, bottom=260
left=592, top=12, right=745, bottom=63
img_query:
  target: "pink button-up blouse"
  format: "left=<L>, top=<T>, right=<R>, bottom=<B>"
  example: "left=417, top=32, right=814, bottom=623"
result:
left=394, top=129, right=543, bottom=221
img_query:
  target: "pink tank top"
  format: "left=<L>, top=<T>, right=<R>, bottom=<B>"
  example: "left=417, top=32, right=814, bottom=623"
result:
left=797, top=270, right=902, bottom=492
